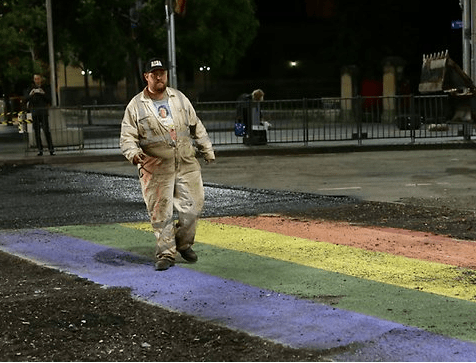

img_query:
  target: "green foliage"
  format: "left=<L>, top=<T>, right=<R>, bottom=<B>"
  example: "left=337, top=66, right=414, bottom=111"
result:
left=180, top=0, right=259, bottom=76
left=0, top=0, right=259, bottom=95
left=53, top=0, right=137, bottom=84
left=0, top=0, right=48, bottom=93
left=139, top=0, right=259, bottom=78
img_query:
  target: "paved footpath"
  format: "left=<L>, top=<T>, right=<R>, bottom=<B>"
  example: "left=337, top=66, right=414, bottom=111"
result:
left=2, top=221, right=476, bottom=361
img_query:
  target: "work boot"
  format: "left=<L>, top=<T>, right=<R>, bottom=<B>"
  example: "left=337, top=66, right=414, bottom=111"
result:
left=155, top=258, right=174, bottom=271
left=179, top=248, right=198, bottom=263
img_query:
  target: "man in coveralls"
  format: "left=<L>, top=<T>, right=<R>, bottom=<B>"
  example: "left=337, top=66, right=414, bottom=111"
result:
left=120, top=58, right=215, bottom=271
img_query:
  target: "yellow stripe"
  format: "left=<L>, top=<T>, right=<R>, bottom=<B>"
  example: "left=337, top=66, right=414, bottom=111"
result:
left=122, top=221, right=476, bottom=302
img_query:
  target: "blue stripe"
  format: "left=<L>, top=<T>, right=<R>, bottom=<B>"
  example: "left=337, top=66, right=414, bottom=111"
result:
left=1, top=229, right=476, bottom=361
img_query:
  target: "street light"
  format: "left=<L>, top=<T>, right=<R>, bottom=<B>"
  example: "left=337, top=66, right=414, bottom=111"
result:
left=165, top=0, right=177, bottom=88
left=289, top=61, right=298, bottom=68
left=198, top=65, right=211, bottom=93
left=46, top=0, right=57, bottom=106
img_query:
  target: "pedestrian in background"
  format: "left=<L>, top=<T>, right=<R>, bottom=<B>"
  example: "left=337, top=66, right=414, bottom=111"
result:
left=26, top=74, right=55, bottom=156
left=236, top=89, right=269, bottom=132
left=120, top=58, right=215, bottom=271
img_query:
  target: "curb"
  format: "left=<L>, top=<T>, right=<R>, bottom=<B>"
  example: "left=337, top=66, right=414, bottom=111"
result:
left=1, top=141, right=476, bottom=167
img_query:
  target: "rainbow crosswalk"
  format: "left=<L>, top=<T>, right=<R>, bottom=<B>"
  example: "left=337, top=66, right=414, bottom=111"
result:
left=1, top=219, right=476, bottom=361
left=49, top=220, right=476, bottom=342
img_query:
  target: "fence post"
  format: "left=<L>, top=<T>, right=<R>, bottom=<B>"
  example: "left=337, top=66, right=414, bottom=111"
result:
left=355, top=95, right=363, bottom=145
left=463, top=123, right=472, bottom=140
left=302, top=98, right=309, bottom=145
left=410, top=94, right=416, bottom=143
left=87, top=107, right=93, bottom=126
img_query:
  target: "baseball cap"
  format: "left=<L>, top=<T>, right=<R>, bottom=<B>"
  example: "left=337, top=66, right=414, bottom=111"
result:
left=144, top=58, right=168, bottom=73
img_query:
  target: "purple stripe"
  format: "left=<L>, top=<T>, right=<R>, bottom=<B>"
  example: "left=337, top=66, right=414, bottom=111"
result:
left=1, top=229, right=476, bottom=361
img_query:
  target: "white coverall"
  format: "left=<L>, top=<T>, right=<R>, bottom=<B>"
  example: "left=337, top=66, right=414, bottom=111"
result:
left=120, top=87, right=215, bottom=261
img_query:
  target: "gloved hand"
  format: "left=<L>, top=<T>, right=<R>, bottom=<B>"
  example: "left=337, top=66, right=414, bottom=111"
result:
left=132, top=152, right=147, bottom=165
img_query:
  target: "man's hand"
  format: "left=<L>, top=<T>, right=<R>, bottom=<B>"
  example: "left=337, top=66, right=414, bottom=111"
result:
left=29, top=88, right=45, bottom=95
left=132, top=152, right=147, bottom=165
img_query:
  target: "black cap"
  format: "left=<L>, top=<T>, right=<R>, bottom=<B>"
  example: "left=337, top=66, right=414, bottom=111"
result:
left=144, top=58, right=168, bottom=73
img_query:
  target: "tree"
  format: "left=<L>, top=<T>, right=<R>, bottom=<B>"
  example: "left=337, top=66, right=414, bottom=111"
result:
left=0, top=0, right=48, bottom=96
left=53, top=1, right=132, bottom=82
left=52, top=0, right=139, bottom=102
left=53, top=0, right=258, bottom=93
left=0, top=0, right=259, bottom=103
left=136, top=0, right=259, bottom=80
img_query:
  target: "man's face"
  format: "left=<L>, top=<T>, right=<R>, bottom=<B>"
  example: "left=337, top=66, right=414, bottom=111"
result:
left=33, top=75, right=42, bottom=86
left=145, top=69, right=168, bottom=93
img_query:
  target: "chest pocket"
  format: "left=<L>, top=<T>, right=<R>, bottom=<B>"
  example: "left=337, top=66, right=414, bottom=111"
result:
left=136, top=113, right=169, bottom=147
left=137, top=103, right=166, bottom=136
left=175, top=92, right=196, bottom=139
left=137, top=116, right=150, bottom=136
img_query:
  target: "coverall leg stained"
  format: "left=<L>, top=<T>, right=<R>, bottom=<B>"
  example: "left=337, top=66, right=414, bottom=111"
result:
left=139, top=155, right=204, bottom=261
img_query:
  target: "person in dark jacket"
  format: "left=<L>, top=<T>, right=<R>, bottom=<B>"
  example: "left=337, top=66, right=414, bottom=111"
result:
left=236, top=89, right=266, bottom=131
left=235, top=89, right=269, bottom=144
left=26, top=74, right=55, bottom=156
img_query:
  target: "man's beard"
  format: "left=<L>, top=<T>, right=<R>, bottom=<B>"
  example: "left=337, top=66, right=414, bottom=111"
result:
left=154, top=81, right=167, bottom=93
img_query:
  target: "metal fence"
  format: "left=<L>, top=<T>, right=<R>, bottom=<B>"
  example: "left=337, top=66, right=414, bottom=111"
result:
left=34, top=94, right=474, bottom=151
left=198, top=94, right=472, bottom=146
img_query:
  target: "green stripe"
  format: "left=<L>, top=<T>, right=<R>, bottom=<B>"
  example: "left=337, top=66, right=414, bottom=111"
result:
left=48, top=223, right=476, bottom=341
left=126, top=221, right=476, bottom=302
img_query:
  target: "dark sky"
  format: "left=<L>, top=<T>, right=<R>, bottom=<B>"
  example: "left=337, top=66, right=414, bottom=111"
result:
left=236, top=0, right=464, bottom=94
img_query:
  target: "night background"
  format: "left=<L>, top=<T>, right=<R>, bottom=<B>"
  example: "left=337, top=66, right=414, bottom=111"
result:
left=0, top=0, right=466, bottom=103
left=221, top=0, right=464, bottom=100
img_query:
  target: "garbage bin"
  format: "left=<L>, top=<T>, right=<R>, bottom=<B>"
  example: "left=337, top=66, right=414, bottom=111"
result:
left=244, top=126, right=267, bottom=145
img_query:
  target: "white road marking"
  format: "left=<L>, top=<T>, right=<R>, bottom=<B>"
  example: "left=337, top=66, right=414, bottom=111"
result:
left=405, top=183, right=432, bottom=187
left=318, top=186, right=362, bottom=191
left=405, top=182, right=450, bottom=187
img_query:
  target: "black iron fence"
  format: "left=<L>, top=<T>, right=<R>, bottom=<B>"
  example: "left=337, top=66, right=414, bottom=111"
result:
left=22, top=94, right=474, bottom=151
left=197, top=94, right=471, bottom=146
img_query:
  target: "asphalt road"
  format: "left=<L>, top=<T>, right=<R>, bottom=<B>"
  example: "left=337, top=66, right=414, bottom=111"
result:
left=201, top=148, right=476, bottom=206
left=2, top=147, right=476, bottom=361
left=2, top=120, right=476, bottom=211
left=3, top=146, right=476, bottom=228
left=0, top=163, right=355, bottom=229
left=53, top=147, right=476, bottom=211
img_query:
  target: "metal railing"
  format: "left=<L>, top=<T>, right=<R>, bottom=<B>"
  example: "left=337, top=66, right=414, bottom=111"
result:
left=197, top=94, right=471, bottom=146
left=30, top=94, right=474, bottom=151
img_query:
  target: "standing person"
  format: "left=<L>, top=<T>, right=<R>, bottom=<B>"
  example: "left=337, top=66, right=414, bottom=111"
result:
left=250, top=88, right=265, bottom=127
left=120, top=58, right=215, bottom=271
left=26, top=74, right=55, bottom=156
left=236, top=88, right=265, bottom=132
left=236, top=89, right=268, bottom=144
